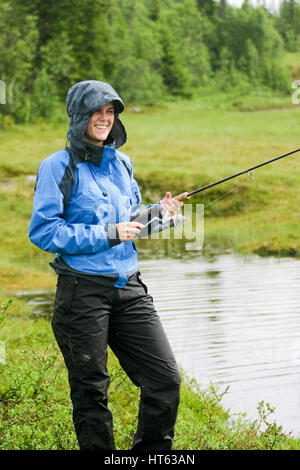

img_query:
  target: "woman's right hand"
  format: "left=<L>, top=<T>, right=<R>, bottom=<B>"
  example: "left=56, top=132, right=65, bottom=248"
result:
left=116, top=221, right=144, bottom=241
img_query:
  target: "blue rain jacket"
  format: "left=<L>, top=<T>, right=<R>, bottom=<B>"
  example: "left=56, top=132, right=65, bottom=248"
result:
left=28, top=80, right=145, bottom=288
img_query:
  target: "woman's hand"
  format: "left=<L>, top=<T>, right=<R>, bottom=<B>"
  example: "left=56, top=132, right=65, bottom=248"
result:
left=160, top=192, right=183, bottom=217
left=116, top=221, right=144, bottom=241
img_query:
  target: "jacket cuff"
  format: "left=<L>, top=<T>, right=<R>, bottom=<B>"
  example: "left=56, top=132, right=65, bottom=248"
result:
left=106, top=224, right=121, bottom=247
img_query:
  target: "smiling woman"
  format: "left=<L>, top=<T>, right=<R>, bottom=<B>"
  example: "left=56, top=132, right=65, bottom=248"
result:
left=28, top=79, right=182, bottom=452
left=84, top=103, right=115, bottom=146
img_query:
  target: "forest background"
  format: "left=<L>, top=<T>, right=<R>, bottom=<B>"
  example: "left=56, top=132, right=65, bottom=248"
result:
left=1, top=0, right=300, bottom=123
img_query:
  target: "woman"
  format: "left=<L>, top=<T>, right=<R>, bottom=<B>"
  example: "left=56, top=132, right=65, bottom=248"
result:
left=29, top=80, right=182, bottom=450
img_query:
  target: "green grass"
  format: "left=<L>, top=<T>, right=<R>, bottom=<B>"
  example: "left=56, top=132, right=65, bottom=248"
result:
left=283, top=51, right=300, bottom=80
left=1, top=297, right=300, bottom=450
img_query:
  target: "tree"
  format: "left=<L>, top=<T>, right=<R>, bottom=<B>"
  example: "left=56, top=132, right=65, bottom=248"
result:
left=158, top=0, right=212, bottom=95
left=218, top=0, right=227, bottom=18
left=212, top=2, right=290, bottom=91
left=276, top=0, right=300, bottom=51
left=196, top=0, right=217, bottom=18
left=0, top=1, right=38, bottom=121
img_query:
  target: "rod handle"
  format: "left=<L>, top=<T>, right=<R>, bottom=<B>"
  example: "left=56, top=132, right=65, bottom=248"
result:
left=131, top=191, right=189, bottom=221
left=175, top=192, right=190, bottom=202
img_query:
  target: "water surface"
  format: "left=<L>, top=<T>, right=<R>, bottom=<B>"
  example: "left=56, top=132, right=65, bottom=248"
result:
left=138, top=252, right=300, bottom=437
left=18, top=250, right=300, bottom=437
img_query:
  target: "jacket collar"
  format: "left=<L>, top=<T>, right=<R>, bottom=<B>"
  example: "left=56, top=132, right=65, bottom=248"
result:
left=70, top=142, right=116, bottom=167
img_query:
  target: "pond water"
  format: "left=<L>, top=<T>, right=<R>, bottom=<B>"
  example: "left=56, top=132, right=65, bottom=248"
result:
left=18, top=248, right=300, bottom=437
left=139, top=251, right=300, bottom=438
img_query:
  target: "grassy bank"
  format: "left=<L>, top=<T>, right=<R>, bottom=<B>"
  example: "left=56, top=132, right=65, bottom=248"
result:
left=1, top=90, right=300, bottom=449
left=1, top=296, right=300, bottom=450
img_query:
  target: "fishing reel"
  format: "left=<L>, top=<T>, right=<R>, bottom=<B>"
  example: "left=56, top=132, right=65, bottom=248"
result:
left=131, top=203, right=185, bottom=238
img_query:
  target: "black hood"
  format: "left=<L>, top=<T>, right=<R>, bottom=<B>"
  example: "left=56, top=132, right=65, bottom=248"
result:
left=66, top=80, right=127, bottom=153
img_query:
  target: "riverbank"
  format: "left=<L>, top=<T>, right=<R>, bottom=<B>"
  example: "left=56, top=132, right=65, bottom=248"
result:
left=1, top=294, right=300, bottom=450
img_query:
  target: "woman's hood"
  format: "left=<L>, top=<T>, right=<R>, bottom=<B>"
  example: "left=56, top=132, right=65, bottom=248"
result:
left=66, top=80, right=127, bottom=152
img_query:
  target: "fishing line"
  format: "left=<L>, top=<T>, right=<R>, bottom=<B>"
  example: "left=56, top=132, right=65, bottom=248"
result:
left=203, top=150, right=299, bottom=210
left=131, top=147, right=300, bottom=224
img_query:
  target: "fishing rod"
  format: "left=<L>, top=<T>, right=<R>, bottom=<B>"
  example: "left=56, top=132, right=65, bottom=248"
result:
left=132, top=146, right=300, bottom=227
left=175, top=146, right=300, bottom=203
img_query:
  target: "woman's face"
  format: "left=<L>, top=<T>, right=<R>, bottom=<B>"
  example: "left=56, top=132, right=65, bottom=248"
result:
left=84, top=102, right=115, bottom=146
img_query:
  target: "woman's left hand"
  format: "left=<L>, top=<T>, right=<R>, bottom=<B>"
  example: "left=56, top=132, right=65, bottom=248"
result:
left=160, top=192, right=183, bottom=217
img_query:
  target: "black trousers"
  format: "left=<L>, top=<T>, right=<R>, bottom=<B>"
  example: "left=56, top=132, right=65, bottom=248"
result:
left=51, top=272, right=181, bottom=450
